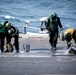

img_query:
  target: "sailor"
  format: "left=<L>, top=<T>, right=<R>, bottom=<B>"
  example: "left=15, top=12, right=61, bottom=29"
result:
left=0, top=21, right=8, bottom=53
left=47, top=12, right=63, bottom=50
left=64, top=28, right=76, bottom=48
left=5, top=22, right=19, bottom=53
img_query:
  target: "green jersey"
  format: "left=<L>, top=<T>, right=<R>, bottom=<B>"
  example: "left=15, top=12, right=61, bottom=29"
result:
left=50, top=18, right=58, bottom=31
left=0, top=22, right=5, bottom=33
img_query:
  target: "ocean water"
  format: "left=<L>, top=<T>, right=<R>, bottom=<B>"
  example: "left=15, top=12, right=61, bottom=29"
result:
left=0, top=0, right=76, bottom=33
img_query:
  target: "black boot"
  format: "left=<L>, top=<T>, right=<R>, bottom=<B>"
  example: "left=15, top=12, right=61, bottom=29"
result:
left=1, top=48, right=4, bottom=53
left=51, top=43, right=53, bottom=49
left=53, top=44, right=56, bottom=50
left=1, top=50, right=4, bottom=53
left=4, top=49, right=9, bottom=53
left=16, top=50, right=19, bottom=53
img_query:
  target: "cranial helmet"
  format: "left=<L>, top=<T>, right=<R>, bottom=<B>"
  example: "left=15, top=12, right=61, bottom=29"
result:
left=50, top=12, right=57, bottom=18
left=64, top=33, right=72, bottom=41
left=64, top=33, right=71, bottom=38
left=6, top=22, right=11, bottom=28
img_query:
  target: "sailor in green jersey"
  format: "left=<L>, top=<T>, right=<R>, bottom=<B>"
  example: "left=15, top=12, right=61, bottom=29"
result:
left=0, top=21, right=6, bottom=53
left=47, top=12, right=63, bottom=50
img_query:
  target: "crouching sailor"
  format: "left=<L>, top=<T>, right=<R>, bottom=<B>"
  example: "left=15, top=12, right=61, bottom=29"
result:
left=64, top=28, right=76, bottom=48
left=64, top=28, right=76, bottom=54
left=5, top=22, right=19, bottom=53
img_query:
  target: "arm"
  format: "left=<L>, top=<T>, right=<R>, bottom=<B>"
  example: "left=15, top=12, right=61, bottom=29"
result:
left=11, top=26, right=19, bottom=36
left=57, top=17, right=63, bottom=29
left=46, top=18, right=50, bottom=30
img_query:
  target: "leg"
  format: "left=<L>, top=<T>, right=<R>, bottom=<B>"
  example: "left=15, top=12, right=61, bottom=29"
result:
left=14, top=34, right=19, bottom=53
left=1, top=38, right=4, bottom=53
left=49, top=31, right=54, bottom=49
left=5, top=35, right=12, bottom=52
left=1, top=33, right=5, bottom=53
left=52, top=32, right=58, bottom=50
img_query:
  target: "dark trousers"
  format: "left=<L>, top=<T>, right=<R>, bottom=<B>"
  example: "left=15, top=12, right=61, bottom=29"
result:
left=0, top=33, right=5, bottom=52
left=13, top=34, right=19, bottom=51
left=6, top=34, right=19, bottom=52
left=49, top=30, right=58, bottom=48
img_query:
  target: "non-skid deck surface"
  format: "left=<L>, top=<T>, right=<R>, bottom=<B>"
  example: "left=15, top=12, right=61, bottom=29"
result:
left=0, top=48, right=75, bottom=57
left=0, top=37, right=75, bottom=57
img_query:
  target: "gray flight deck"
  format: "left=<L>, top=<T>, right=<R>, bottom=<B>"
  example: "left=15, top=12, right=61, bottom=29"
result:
left=0, top=36, right=76, bottom=75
